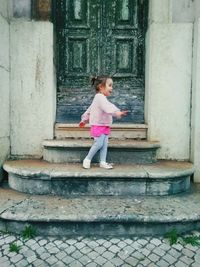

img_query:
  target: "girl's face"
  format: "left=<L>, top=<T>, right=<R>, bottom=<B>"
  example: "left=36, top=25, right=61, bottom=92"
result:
left=99, top=78, right=113, bottom=97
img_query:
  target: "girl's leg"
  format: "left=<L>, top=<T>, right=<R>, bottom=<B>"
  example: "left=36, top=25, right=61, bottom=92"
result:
left=99, top=135, right=108, bottom=162
left=83, top=135, right=112, bottom=169
left=85, top=135, right=105, bottom=161
left=99, top=135, right=113, bottom=169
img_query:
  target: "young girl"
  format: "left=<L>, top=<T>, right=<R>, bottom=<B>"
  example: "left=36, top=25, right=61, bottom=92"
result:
left=79, top=76, right=128, bottom=169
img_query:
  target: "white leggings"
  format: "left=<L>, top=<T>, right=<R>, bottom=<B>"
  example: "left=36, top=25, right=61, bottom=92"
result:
left=86, top=134, right=109, bottom=162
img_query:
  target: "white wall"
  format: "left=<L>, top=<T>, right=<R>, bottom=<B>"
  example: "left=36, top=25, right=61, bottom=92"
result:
left=146, top=1, right=193, bottom=160
left=147, top=0, right=200, bottom=183
left=0, top=1, right=10, bottom=181
left=10, top=20, right=56, bottom=157
left=191, top=18, right=200, bottom=182
left=146, top=22, right=193, bottom=160
left=172, top=0, right=194, bottom=22
left=149, top=0, right=172, bottom=23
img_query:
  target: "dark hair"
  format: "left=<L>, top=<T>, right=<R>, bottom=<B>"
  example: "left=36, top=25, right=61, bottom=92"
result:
left=91, top=75, right=111, bottom=92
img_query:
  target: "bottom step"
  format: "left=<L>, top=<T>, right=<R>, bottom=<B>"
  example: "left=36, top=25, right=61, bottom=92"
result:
left=0, top=185, right=200, bottom=236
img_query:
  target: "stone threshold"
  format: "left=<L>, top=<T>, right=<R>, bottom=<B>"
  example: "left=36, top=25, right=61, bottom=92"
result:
left=55, top=123, right=148, bottom=139
left=0, top=185, right=200, bottom=236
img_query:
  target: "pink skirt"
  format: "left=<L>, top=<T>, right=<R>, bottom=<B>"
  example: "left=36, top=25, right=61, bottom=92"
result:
left=90, top=125, right=111, bottom=137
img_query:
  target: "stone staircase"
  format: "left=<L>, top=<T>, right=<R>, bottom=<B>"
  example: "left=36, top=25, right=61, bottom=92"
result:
left=2, top=125, right=199, bottom=237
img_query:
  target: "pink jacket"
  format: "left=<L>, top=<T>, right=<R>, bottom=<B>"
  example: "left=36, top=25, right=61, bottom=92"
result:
left=81, top=93, right=120, bottom=126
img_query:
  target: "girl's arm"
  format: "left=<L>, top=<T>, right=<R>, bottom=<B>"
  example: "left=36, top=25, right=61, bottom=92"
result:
left=79, top=105, right=91, bottom=127
left=98, top=94, right=120, bottom=114
left=98, top=95, right=128, bottom=118
left=114, top=110, right=129, bottom=118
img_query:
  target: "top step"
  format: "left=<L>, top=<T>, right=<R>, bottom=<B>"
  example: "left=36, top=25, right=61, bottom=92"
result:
left=55, top=123, right=148, bottom=140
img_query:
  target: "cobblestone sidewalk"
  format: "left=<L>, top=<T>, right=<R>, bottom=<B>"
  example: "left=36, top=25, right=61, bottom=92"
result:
left=0, top=232, right=200, bottom=267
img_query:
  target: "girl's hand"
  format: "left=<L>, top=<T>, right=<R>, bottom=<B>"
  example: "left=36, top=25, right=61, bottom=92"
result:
left=115, top=110, right=129, bottom=118
left=121, top=110, right=129, bottom=116
left=79, top=121, right=86, bottom=128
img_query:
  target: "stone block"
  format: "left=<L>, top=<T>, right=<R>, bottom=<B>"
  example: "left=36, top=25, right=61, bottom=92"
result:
left=9, top=173, right=51, bottom=195
left=149, top=0, right=171, bottom=23
left=172, top=0, right=194, bottom=23
left=146, top=23, right=193, bottom=160
left=146, top=176, right=190, bottom=196
left=0, top=15, right=9, bottom=70
left=191, top=18, right=200, bottom=182
left=0, top=0, right=9, bottom=18
left=10, top=20, right=55, bottom=157
left=0, top=69, right=10, bottom=138
left=51, top=178, right=146, bottom=197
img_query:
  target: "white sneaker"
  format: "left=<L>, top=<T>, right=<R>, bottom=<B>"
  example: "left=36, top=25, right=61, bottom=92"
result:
left=83, top=158, right=91, bottom=169
left=100, top=162, right=113, bottom=169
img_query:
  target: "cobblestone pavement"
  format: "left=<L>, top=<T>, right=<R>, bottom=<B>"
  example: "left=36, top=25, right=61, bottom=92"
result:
left=0, top=232, right=200, bottom=267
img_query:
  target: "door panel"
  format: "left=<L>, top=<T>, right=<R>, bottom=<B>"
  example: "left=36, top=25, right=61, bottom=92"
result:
left=54, top=0, right=148, bottom=123
left=102, top=0, right=147, bottom=122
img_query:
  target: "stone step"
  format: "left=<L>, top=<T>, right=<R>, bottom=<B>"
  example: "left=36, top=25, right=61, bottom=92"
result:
left=43, top=139, right=160, bottom=164
left=3, top=160, right=194, bottom=196
left=55, top=123, right=148, bottom=139
left=0, top=185, right=200, bottom=237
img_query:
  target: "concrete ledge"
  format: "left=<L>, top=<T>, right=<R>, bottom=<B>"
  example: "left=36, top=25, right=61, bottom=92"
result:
left=3, top=160, right=194, bottom=196
left=43, top=139, right=160, bottom=164
left=0, top=185, right=200, bottom=236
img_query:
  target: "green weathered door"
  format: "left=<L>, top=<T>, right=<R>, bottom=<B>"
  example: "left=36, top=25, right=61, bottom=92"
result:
left=54, top=0, right=148, bottom=123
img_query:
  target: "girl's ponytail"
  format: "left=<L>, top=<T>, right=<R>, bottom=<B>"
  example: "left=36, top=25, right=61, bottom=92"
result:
left=91, top=76, right=97, bottom=86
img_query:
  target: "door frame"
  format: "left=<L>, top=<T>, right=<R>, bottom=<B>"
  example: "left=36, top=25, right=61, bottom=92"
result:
left=52, top=0, right=149, bottom=124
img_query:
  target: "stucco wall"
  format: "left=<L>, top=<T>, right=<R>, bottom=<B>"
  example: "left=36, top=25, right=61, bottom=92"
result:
left=149, top=0, right=172, bottom=23
left=172, top=0, right=200, bottom=23
left=150, top=0, right=197, bottom=23
left=172, top=0, right=194, bottom=22
left=191, top=18, right=200, bottom=182
left=145, top=23, right=193, bottom=160
left=147, top=0, right=200, bottom=182
left=0, top=1, right=10, bottom=181
left=10, top=20, right=56, bottom=157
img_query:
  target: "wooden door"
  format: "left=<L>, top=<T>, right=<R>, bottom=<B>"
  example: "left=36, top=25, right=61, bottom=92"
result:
left=54, top=0, right=148, bottom=123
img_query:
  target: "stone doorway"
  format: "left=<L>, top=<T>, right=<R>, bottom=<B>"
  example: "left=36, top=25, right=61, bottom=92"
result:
left=54, top=0, right=149, bottom=123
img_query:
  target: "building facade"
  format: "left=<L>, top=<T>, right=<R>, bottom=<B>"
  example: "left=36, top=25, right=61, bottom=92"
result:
left=0, top=0, right=200, bottom=182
